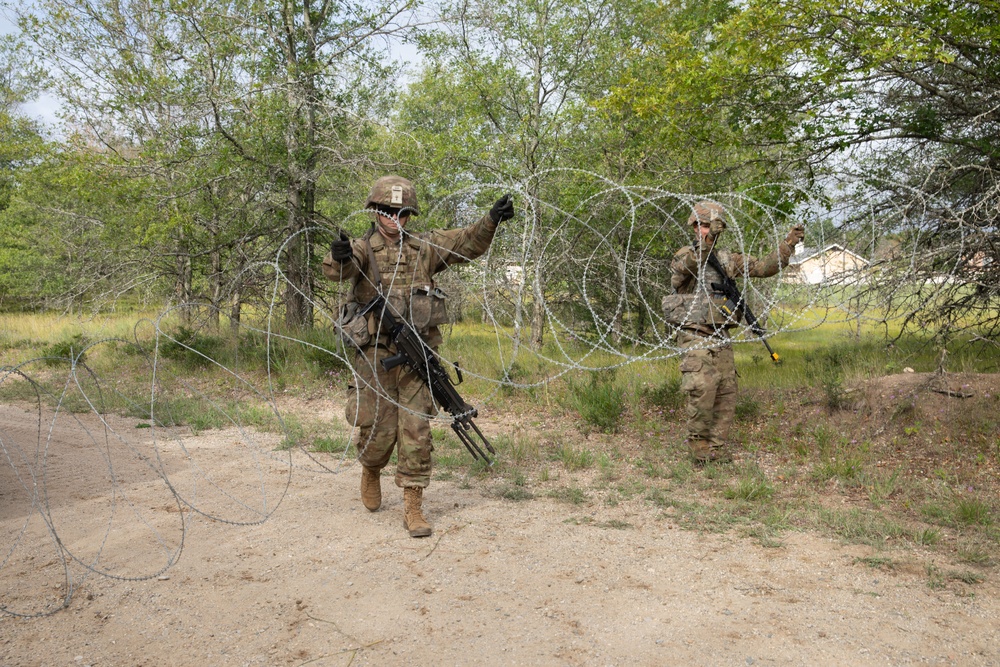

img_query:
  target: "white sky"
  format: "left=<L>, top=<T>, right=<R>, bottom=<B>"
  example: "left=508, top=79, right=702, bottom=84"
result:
left=2, top=6, right=63, bottom=128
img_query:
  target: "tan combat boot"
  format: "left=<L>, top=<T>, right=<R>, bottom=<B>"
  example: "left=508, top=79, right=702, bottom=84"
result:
left=402, top=487, right=432, bottom=538
left=688, top=438, right=712, bottom=464
left=706, top=446, right=734, bottom=464
left=360, top=466, right=382, bottom=512
left=691, top=439, right=733, bottom=466
left=707, top=441, right=734, bottom=464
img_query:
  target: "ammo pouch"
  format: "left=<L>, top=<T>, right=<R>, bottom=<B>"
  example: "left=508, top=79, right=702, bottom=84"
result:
left=408, top=286, right=449, bottom=332
left=338, top=301, right=371, bottom=349
left=662, top=293, right=740, bottom=329
left=662, top=294, right=708, bottom=327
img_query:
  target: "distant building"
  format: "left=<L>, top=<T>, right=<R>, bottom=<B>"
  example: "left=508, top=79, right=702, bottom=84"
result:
left=784, top=243, right=870, bottom=285
left=504, top=264, right=525, bottom=288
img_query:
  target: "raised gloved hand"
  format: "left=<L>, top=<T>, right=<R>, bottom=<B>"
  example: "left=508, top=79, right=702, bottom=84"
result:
left=784, top=224, right=805, bottom=247
left=489, top=194, right=515, bottom=223
left=706, top=217, right=727, bottom=244
left=330, top=232, right=353, bottom=264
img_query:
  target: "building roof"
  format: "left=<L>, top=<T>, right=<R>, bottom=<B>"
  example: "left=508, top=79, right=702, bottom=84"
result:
left=789, top=243, right=869, bottom=266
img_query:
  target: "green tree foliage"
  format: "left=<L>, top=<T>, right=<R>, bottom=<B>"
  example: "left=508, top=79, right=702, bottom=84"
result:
left=601, top=0, right=811, bottom=191
left=719, top=0, right=1000, bottom=337
left=602, top=0, right=1000, bottom=339
left=2, top=0, right=998, bottom=342
left=16, top=0, right=414, bottom=324
left=400, top=0, right=646, bottom=348
left=0, top=35, right=50, bottom=308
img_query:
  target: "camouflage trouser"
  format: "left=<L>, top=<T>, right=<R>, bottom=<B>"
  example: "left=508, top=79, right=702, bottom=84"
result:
left=344, top=345, right=434, bottom=488
left=677, top=330, right=737, bottom=455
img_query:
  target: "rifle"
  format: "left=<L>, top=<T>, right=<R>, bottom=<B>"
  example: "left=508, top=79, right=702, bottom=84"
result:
left=357, top=294, right=497, bottom=465
left=706, top=252, right=781, bottom=364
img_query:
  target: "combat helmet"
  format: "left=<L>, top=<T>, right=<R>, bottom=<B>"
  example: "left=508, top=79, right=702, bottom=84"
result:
left=365, top=175, right=420, bottom=216
left=687, top=201, right=725, bottom=226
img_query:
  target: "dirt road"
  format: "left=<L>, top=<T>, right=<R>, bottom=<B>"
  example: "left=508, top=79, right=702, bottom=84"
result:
left=1, top=402, right=997, bottom=666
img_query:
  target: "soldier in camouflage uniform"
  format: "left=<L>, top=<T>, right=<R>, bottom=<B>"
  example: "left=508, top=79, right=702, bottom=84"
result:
left=666, top=201, right=804, bottom=464
left=323, top=176, right=514, bottom=537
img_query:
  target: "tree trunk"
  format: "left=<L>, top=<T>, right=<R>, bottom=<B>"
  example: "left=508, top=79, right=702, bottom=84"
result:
left=530, top=286, right=545, bottom=350
left=528, top=190, right=545, bottom=350
left=281, top=30, right=318, bottom=329
left=209, top=235, right=222, bottom=330
left=176, top=227, right=193, bottom=325
left=230, top=290, right=242, bottom=332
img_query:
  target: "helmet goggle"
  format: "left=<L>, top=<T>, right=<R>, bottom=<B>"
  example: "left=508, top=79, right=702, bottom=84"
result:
left=374, top=204, right=413, bottom=219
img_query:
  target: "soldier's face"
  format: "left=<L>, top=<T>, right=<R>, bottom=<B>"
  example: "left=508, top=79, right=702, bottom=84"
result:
left=695, top=221, right=712, bottom=244
left=376, top=209, right=410, bottom=235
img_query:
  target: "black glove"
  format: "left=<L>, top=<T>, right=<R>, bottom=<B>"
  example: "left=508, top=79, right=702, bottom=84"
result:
left=489, top=194, right=515, bottom=223
left=330, top=232, right=353, bottom=264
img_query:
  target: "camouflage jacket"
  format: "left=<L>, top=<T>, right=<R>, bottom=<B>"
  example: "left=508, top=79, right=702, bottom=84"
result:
left=666, top=240, right=793, bottom=335
left=322, top=214, right=498, bottom=347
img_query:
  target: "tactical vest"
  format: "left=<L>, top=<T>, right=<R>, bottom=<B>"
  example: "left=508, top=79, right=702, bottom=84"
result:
left=348, top=232, right=449, bottom=346
left=662, top=247, right=742, bottom=331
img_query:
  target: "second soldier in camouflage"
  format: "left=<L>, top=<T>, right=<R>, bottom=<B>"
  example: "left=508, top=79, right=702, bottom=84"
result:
left=665, top=201, right=804, bottom=464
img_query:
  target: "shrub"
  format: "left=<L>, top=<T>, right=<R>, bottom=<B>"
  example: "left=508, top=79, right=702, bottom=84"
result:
left=734, top=393, right=761, bottom=422
left=159, top=326, right=224, bottom=367
left=643, top=376, right=684, bottom=412
left=42, top=333, right=88, bottom=366
left=567, top=370, right=626, bottom=433
left=300, top=327, right=350, bottom=374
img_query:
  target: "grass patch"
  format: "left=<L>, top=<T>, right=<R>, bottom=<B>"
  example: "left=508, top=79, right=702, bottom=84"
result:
left=566, top=370, right=626, bottom=433
left=957, top=543, right=994, bottom=566
left=954, top=497, right=993, bottom=526
left=948, top=570, right=984, bottom=585
left=818, top=507, right=911, bottom=548
left=41, top=333, right=89, bottom=366
left=636, top=457, right=667, bottom=479
left=723, top=465, right=775, bottom=502
left=811, top=437, right=868, bottom=487
left=855, top=556, right=896, bottom=571
left=548, top=486, right=588, bottom=505
left=597, top=453, right=617, bottom=482
left=915, top=528, right=942, bottom=546
left=555, top=442, right=595, bottom=470
left=747, top=526, right=784, bottom=548
left=312, top=435, right=351, bottom=454
left=734, top=393, right=761, bottom=422
left=496, top=485, right=535, bottom=501
left=642, top=375, right=684, bottom=413
left=493, top=432, right=540, bottom=465
left=563, top=516, right=593, bottom=526
left=921, top=495, right=995, bottom=528
left=759, top=503, right=795, bottom=531
left=868, top=469, right=902, bottom=507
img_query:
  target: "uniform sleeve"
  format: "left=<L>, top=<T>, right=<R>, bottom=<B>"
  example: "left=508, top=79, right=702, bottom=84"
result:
left=321, top=239, right=366, bottom=282
left=730, top=240, right=794, bottom=278
left=425, top=213, right=499, bottom=272
left=670, top=246, right=703, bottom=291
